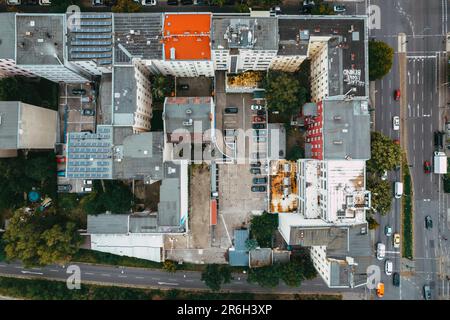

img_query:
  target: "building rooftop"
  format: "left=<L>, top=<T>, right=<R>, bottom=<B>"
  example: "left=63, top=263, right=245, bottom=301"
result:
left=67, top=13, right=113, bottom=67
left=66, top=125, right=113, bottom=180
left=322, top=97, right=370, bottom=160
left=289, top=226, right=348, bottom=247
left=0, top=101, right=20, bottom=149
left=16, top=14, right=64, bottom=65
left=249, top=248, right=272, bottom=268
left=113, top=66, right=136, bottom=125
left=162, top=13, right=211, bottom=60
left=129, top=213, right=158, bottom=233
left=0, top=13, right=16, bottom=59
left=113, top=13, right=163, bottom=64
left=278, top=16, right=367, bottom=97
left=158, top=177, right=181, bottom=228
left=87, top=214, right=129, bottom=234
left=212, top=16, right=278, bottom=50
left=229, top=229, right=249, bottom=266
left=269, top=160, right=298, bottom=213
left=163, top=96, right=213, bottom=143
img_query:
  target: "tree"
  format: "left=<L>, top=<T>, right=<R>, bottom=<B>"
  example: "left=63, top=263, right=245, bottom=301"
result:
left=210, top=0, right=226, bottom=6
left=367, top=175, right=392, bottom=215
left=82, top=180, right=133, bottom=215
left=367, top=215, right=380, bottom=230
left=247, top=265, right=280, bottom=288
left=201, top=264, right=232, bottom=291
left=3, top=209, right=82, bottom=267
left=245, top=239, right=258, bottom=251
left=369, top=40, right=394, bottom=81
left=163, top=260, right=177, bottom=273
left=279, top=262, right=303, bottom=287
left=367, top=131, right=401, bottom=173
left=286, top=145, right=305, bottom=161
left=311, top=1, right=335, bottom=15
left=112, top=0, right=142, bottom=13
left=150, top=74, right=174, bottom=103
left=0, top=77, right=19, bottom=100
left=263, top=71, right=308, bottom=116
left=249, top=212, right=278, bottom=247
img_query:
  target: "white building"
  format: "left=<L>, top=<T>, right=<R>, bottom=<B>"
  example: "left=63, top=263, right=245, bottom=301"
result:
left=278, top=159, right=372, bottom=288
left=211, top=16, right=278, bottom=73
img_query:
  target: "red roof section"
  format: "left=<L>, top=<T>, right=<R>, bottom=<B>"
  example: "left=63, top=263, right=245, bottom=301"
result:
left=210, top=199, right=217, bottom=226
left=163, top=13, right=211, bottom=61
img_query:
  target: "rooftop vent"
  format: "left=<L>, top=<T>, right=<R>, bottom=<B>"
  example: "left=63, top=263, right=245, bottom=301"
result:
left=333, top=115, right=342, bottom=121
left=333, top=140, right=343, bottom=145
left=185, top=109, right=192, bottom=114
left=182, top=119, right=193, bottom=126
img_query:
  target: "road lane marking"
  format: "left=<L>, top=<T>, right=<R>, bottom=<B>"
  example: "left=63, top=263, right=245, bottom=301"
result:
left=49, top=269, right=59, bottom=272
left=14, top=266, right=23, bottom=269
left=21, top=271, right=43, bottom=275
left=101, top=273, right=111, bottom=277
left=85, top=272, right=94, bottom=275
left=151, top=277, right=160, bottom=281
left=118, top=275, right=127, bottom=278
left=157, top=282, right=178, bottom=286
left=185, top=279, right=194, bottom=282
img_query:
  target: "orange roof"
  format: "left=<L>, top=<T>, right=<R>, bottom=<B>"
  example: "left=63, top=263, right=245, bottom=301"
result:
left=163, top=13, right=211, bottom=61
left=210, top=199, right=217, bottom=225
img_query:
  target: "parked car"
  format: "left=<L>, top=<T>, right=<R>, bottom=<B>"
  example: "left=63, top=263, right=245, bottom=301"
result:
left=423, top=285, right=432, bottom=300
left=39, top=0, right=51, bottom=4
left=82, top=109, right=95, bottom=116
left=381, top=170, right=388, bottom=181
left=376, top=282, right=384, bottom=298
left=252, top=123, right=266, bottom=130
left=179, top=84, right=189, bottom=90
left=72, top=88, right=86, bottom=95
left=394, top=89, right=401, bottom=101
left=251, top=185, right=266, bottom=192
left=393, top=139, right=400, bottom=145
left=81, top=96, right=93, bottom=103
left=56, top=156, right=66, bottom=164
left=333, top=5, right=346, bottom=13
left=252, top=177, right=267, bottom=185
left=423, top=161, right=431, bottom=173
left=92, top=0, right=104, bottom=5
left=250, top=168, right=261, bottom=174
left=385, top=260, right=393, bottom=276
left=392, top=273, right=400, bottom=287
left=251, top=104, right=263, bottom=111
left=57, top=184, right=72, bottom=192
left=181, top=0, right=193, bottom=4
left=57, top=170, right=66, bottom=177
left=141, top=0, right=156, bottom=5
left=253, top=136, right=267, bottom=143
left=384, top=225, right=392, bottom=237
left=81, top=129, right=93, bottom=133
left=7, top=0, right=21, bottom=5
left=425, top=216, right=433, bottom=229
left=82, top=187, right=93, bottom=192
left=224, top=107, right=238, bottom=114
left=83, top=180, right=93, bottom=185
left=250, top=161, right=261, bottom=167
left=376, top=242, right=385, bottom=260
left=392, top=116, right=400, bottom=130
left=393, top=233, right=400, bottom=248
left=394, top=182, right=403, bottom=199
left=253, top=116, right=265, bottom=123
left=254, top=129, right=267, bottom=136
left=270, top=6, right=282, bottom=15
left=167, top=0, right=178, bottom=4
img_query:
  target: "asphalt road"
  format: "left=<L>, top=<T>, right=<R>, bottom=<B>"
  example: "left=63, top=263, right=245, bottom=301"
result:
left=347, top=0, right=449, bottom=300
left=0, top=261, right=365, bottom=297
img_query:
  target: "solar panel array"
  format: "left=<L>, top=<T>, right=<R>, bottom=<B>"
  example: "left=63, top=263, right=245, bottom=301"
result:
left=66, top=127, right=113, bottom=180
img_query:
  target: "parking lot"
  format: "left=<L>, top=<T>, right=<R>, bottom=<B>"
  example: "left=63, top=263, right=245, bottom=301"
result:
left=57, top=82, right=97, bottom=194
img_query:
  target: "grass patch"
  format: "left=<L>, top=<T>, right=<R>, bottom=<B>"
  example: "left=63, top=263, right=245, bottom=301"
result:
left=0, top=276, right=341, bottom=300
left=402, top=154, right=413, bottom=259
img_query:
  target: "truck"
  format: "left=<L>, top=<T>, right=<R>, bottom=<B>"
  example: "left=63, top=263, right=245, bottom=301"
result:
left=433, top=151, right=448, bottom=174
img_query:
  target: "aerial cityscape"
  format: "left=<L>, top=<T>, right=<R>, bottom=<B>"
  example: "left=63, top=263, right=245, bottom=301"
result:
left=0, top=0, right=448, bottom=304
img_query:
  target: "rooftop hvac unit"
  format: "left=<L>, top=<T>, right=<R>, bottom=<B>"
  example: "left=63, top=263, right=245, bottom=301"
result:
left=333, top=140, right=343, bottom=145
left=186, top=109, right=192, bottom=114
left=333, top=115, right=342, bottom=120
left=168, top=167, right=176, bottom=174
left=170, top=47, right=176, bottom=60
left=182, top=119, right=193, bottom=126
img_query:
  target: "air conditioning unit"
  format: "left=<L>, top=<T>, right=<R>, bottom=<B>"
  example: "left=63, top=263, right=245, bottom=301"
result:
left=182, top=119, right=193, bottom=126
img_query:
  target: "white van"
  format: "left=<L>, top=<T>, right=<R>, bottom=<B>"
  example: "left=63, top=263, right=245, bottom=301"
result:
left=377, top=242, right=386, bottom=260
left=394, top=182, right=403, bottom=199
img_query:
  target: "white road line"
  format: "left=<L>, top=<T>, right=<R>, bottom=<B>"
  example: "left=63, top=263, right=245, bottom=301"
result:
left=135, top=276, right=144, bottom=279
left=151, top=277, right=160, bottom=281
left=157, top=282, right=179, bottom=286
left=21, top=271, right=43, bottom=275
left=101, top=273, right=111, bottom=277
left=85, top=272, right=94, bottom=275
left=49, top=269, right=59, bottom=272
left=185, top=279, right=194, bottom=282
left=118, top=275, right=127, bottom=278
left=14, top=266, right=23, bottom=269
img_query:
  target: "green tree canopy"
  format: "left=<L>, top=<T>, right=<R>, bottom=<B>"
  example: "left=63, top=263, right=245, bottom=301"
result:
left=3, top=209, right=82, bottom=267
left=367, top=131, right=401, bottom=173
left=249, top=212, right=278, bottom=247
left=369, top=40, right=394, bottom=81
left=201, top=264, right=232, bottom=291
left=150, top=74, right=174, bottom=103
left=112, top=0, right=142, bottom=13
left=263, top=71, right=308, bottom=116
left=367, top=175, right=392, bottom=215
left=247, top=265, right=280, bottom=288
left=81, top=180, right=133, bottom=215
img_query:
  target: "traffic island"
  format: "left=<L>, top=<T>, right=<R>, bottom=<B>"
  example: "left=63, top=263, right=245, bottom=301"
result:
left=401, top=154, right=413, bottom=260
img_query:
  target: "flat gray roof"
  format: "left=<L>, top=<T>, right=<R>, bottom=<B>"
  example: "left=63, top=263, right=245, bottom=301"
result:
left=289, top=226, right=348, bottom=248
left=129, top=214, right=158, bottom=233
left=113, top=66, right=136, bottom=125
left=67, top=13, right=113, bottom=66
left=16, top=14, right=64, bottom=65
left=0, top=13, right=16, bottom=59
left=249, top=248, right=272, bottom=268
left=0, top=101, right=19, bottom=149
left=212, top=16, right=278, bottom=50
left=113, top=13, right=163, bottom=65
left=322, top=97, right=370, bottom=160
left=278, top=16, right=367, bottom=97
left=87, top=214, right=128, bottom=234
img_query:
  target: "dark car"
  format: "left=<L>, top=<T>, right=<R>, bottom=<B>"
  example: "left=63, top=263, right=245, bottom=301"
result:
left=253, top=115, right=265, bottom=123
left=81, top=129, right=93, bottom=133
left=423, top=285, right=432, bottom=300
left=57, top=184, right=72, bottom=192
left=434, top=131, right=444, bottom=148
left=252, top=177, right=267, bottom=185
left=250, top=161, right=261, bottom=167
left=82, top=109, right=95, bottom=116
left=250, top=168, right=261, bottom=174
left=256, top=110, right=265, bottom=116
left=424, top=161, right=431, bottom=174
left=251, top=185, right=266, bottom=192
left=72, top=88, right=86, bottom=95
left=167, top=0, right=178, bottom=4
left=224, top=107, right=238, bottom=114
left=252, top=123, right=266, bottom=130
left=392, top=273, right=400, bottom=287
left=425, top=216, right=433, bottom=229
left=181, top=0, right=193, bottom=4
